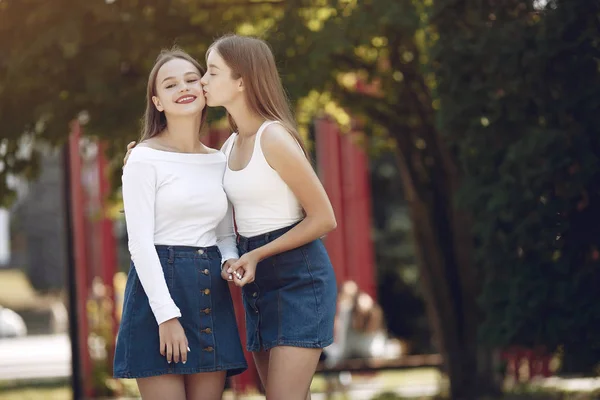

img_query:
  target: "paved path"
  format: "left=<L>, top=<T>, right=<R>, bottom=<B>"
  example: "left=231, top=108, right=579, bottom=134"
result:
left=0, top=335, right=442, bottom=398
left=0, top=334, right=71, bottom=380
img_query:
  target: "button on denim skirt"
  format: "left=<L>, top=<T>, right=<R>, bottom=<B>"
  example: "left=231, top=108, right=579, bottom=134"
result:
left=237, top=224, right=337, bottom=352
left=113, top=245, right=247, bottom=379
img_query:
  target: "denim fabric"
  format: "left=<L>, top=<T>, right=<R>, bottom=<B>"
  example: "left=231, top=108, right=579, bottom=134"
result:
left=237, top=224, right=337, bottom=352
left=113, top=245, right=247, bottom=379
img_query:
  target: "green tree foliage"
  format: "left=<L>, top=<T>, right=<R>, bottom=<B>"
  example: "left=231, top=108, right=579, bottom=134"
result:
left=0, top=0, right=276, bottom=205
left=283, top=2, right=492, bottom=397
left=433, top=0, right=600, bottom=373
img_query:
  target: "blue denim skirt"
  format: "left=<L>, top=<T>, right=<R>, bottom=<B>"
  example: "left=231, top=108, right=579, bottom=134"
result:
left=237, top=224, right=337, bottom=352
left=113, top=245, right=247, bottom=379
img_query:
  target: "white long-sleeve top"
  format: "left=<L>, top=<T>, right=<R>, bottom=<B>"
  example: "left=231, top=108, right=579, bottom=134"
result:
left=122, top=146, right=238, bottom=325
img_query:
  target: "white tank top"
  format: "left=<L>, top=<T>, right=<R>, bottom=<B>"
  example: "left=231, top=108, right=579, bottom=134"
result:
left=223, top=120, right=304, bottom=237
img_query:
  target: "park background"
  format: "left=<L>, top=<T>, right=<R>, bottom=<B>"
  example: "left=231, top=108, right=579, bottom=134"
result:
left=0, top=0, right=599, bottom=399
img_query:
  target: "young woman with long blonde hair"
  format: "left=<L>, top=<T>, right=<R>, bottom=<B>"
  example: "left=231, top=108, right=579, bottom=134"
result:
left=202, top=34, right=338, bottom=400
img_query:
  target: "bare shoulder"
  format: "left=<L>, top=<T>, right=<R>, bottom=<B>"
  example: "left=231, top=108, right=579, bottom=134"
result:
left=137, top=137, right=164, bottom=150
left=261, top=123, right=303, bottom=156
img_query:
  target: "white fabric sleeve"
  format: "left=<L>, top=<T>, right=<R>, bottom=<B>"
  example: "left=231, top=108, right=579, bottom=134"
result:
left=216, top=199, right=239, bottom=265
left=122, top=161, right=181, bottom=325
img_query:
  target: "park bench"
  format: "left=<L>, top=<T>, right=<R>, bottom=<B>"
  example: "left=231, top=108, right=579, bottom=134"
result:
left=316, top=353, right=443, bottom=373
left=315, top=354, right=443, bottom=398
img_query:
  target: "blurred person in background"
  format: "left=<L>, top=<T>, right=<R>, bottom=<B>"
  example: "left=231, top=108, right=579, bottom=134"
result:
left=323, top=281, right=404, bottom=368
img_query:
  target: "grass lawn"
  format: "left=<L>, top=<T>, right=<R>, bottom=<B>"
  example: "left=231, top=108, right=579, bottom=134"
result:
left=311, top=367, right=441, bottom=393
left=0, top=269, right=39, bottom=309
left=0, top=269, right=63, bottom=312
left=0, top=369, right=438, bottom=400
left=0, top=381, right=71, bottom=400
left=3, top=373, right=600, bottom=400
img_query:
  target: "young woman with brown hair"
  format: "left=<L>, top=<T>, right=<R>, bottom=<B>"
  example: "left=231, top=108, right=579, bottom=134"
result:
left=114, top=48, right=246, bottom=400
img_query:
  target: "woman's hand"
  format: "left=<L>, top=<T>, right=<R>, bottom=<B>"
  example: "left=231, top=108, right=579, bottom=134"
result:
left=221, top=259, right=240, bottom=281
left=228, top=252, right=260, bottom=287
left=158, top=318, right=189, bottom=364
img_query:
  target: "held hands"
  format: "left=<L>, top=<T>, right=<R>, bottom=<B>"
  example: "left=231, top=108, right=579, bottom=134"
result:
left=221, top=259, right=244, bottom=283
left=221, top=259, right=238, bottom=281
left=226, top=252, right=260, bottom=287
left=158, top=318, right=189, bottom=364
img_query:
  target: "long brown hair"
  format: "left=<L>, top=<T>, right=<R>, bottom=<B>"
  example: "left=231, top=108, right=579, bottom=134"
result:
left=207, top=34, right=307, bottom=156
left=140, top=48, right=207, bottom=142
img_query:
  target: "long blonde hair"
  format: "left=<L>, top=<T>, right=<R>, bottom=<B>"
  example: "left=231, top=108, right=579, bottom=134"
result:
left=140, top=48, right=207, bottom=142
left=207, top=34, right=307, bottom=156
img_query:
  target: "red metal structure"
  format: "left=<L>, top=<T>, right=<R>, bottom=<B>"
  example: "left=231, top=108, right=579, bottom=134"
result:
left=314, top=117, right=377, bottom=299
left=97, top=141, right=119, bottom=368
left=315, top=119, right=348, bottom=286
left=501, top=346, right=552, bottom=382
left=66, top=122, right=93, bottom=398
left=66, top=122, right=120, bottom=398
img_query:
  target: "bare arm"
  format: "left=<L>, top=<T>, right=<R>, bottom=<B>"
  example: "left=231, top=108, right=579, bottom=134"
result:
left=252, top=124, right=336, bottom=261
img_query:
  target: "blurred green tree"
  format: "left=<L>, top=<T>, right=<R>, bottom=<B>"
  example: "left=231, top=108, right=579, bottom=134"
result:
left=273, top=0, right=498, bottom=396
left=433, top=0, right=600, bottom=375
left=0, top=0, right=277, bottom=205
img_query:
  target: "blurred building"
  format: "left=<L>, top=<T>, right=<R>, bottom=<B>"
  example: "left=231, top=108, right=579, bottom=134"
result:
left=8, top=145, right=67, bottom=292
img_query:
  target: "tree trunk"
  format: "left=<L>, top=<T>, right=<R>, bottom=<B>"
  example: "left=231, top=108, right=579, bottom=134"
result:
left=391, top=128, right=500, bottom=398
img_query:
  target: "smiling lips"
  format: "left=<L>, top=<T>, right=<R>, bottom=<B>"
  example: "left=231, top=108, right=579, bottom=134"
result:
left=176, top=95, right=197, bottom=104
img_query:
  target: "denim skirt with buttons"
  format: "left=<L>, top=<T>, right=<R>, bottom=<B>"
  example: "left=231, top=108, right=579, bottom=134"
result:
left=113, top=245, right=247, bottom=379
left=237, top=224, right=337, bottom=352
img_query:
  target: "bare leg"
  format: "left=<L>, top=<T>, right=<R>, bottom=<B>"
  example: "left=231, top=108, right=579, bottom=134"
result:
left=265, top=346, right=321, bottom=400
left=137, top=374, right=186, bottom=400
left=252, top=349, right=270, bottom=392
left=184, top=371, right=227, bottom=400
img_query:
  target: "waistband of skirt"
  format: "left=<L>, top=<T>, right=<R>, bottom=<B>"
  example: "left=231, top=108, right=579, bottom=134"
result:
left=154, top=245, right=220, bottom=258
left=237, top=221, right=302, bottom=245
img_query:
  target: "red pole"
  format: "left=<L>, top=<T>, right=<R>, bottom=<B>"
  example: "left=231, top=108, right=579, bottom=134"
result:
left=97, top=141, right=118, bottom=371
left=68, top=121, right=93, bottom=398
left=230, top=214, right=260, bottom=394
left=340, top=131, right=377, bottom=299
left=315, top=118, right=347, bottom=285
left=229, top=286, right=260, bottom=395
